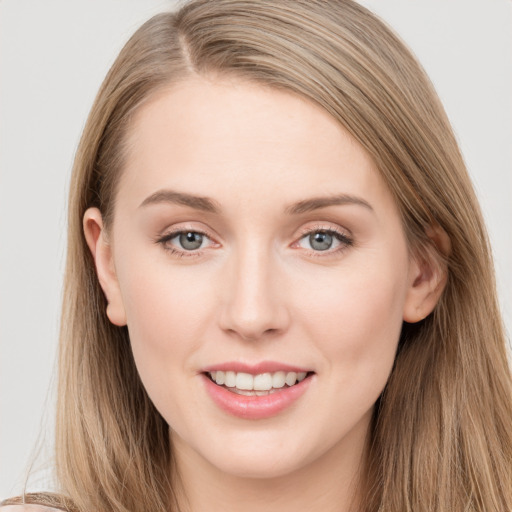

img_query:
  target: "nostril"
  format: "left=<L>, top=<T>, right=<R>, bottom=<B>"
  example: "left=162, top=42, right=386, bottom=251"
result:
left=218, top=280, right=291, bottom=341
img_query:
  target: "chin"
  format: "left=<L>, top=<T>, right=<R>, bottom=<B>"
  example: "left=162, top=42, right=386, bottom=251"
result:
left=194, top=427, right=326, bottom=480
left=208, top=450, right=306, bottom=480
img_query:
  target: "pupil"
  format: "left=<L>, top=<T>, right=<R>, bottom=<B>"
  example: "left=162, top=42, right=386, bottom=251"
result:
left=180, top=232, right=203, bottom=250
left=310, top=231, right=332, bottom=251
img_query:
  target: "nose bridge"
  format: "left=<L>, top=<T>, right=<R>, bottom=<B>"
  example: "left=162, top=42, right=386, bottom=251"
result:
left=220, top=239, right=288, bottom=340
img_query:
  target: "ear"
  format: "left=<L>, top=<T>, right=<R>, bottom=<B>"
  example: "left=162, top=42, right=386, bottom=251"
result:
left=403, top=225, right=451, bottom=323
left=83, top=207, right=127, bottom=326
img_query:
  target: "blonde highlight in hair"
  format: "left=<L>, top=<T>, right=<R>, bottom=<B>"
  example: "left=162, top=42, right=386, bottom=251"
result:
left=54, top=1, right=512, bottom=511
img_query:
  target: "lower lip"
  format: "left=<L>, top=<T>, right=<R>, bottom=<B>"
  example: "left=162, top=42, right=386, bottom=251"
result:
left=202, top=374, right=313, bottom=420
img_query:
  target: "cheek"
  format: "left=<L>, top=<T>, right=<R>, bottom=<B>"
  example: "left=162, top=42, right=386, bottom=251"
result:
left=297, top=249, right=409, bottom=388
left=115, top=250, right=215, bottom=390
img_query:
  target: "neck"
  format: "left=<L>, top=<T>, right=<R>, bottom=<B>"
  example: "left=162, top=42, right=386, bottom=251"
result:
left=170, top=420, right=369, bottom=512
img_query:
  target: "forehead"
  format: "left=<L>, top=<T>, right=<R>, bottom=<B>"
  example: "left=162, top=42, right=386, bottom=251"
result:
left=118, top=76, right=393, bottom=215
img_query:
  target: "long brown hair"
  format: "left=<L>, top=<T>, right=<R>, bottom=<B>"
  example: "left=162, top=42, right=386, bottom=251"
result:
left=49, top=1, right=512, bottom=510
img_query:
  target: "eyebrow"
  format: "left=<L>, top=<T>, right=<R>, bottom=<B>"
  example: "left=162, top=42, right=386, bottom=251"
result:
left=139, top=189, right=373, bottom=215
left=284, top=194, right=374, bottom=215
left=139, top=189, right=221, bottom=213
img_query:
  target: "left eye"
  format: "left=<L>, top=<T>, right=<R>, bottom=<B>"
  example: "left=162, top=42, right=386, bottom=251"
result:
left=297, top=230, right=348, bottom=251
left=168, top=231, right=207, bottom=250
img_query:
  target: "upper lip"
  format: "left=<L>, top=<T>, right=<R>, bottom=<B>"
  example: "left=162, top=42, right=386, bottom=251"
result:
left=201, top=361, right=313, bottom=375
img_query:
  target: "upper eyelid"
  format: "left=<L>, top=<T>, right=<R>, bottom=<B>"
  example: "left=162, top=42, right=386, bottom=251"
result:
left=295, top=222, right=352, bottom=238
left=158, top=224, right=349, bottom=239
left=161, top=227, right=211, bottom=238
left=158, top=223, right=217, bottom=240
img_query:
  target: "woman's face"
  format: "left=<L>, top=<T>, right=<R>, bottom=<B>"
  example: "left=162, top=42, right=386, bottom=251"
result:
left=87, top=76, right=430, bottom=479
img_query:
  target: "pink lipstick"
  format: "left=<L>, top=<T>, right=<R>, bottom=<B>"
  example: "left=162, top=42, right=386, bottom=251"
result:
left=201, top=361, right=314, bottom=420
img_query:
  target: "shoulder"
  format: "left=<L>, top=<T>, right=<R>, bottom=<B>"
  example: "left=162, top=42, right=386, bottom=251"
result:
left=0, top=494, right=73, bottom=512
left=0, top=507, right=64, bottom=512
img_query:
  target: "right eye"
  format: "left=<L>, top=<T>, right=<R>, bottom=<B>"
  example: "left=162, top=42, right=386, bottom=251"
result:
left=156, top=229, right=217, bottom=257
left=171, top=231, right=206, bottom=250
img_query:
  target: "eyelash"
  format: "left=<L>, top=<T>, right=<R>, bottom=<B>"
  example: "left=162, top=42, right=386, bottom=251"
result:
left=294, top=225, right=353, bottom=257
left=155, top=225, right=353, bottom=259
left=155, top=228, right=214, bottom=259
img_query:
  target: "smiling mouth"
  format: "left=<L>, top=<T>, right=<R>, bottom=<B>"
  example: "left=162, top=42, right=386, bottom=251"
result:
left=206, top=370, right=313, bottom=396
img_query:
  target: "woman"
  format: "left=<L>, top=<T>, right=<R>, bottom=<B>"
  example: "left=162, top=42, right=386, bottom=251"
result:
left=2, top=0, right=511, bottom=511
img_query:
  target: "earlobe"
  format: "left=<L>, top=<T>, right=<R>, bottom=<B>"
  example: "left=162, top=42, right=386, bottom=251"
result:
left=83, top=208, right=127, bottom=326
left=403, top=225, right=450, bottom=323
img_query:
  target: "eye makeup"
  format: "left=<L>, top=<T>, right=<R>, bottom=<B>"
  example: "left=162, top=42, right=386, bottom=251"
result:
left=153, top=222, right=354, bottom=260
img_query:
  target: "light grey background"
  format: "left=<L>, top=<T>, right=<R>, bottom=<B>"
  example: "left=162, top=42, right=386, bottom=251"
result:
left=1, top=0, right=510, bottom=499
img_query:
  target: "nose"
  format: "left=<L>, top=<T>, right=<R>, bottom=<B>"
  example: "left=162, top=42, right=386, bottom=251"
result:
left=218, top=244, right=290, bottom=341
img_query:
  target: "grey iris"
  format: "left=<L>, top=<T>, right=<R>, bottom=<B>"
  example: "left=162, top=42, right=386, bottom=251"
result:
left=180, top=232, right=203, bottom=250
left=310, top=231, right=333, bottom=251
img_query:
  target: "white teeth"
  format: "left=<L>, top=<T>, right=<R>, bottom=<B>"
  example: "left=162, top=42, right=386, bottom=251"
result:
left=272, top=371, right=286, bottom=388
left=224, top=371, right=236, bottom=388
left=285, top=372, right=297, bottom=386
left=210, top=369, right=309, bottom=391
left=235, top=372, right=254, bottom=390
left=253, top=373, right=272, bottom=391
